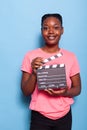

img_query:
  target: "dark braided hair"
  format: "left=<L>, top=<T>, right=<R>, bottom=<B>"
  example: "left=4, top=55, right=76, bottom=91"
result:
left=41, top=13, right=63, bottom=27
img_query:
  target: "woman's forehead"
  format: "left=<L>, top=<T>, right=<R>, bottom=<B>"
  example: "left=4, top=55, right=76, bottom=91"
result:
left=43, top=17, right=61, bottom=25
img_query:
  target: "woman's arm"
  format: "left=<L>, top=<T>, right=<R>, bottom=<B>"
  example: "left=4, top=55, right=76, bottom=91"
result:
left=21, top=71, right=37, bottom=96
left=21, top=57, right=43, bottom=96
left=64, top=73, right=81, bottom=97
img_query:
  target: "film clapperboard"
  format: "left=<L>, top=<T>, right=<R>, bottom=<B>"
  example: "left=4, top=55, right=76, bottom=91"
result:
left=36, top=53, right=67, bottom=90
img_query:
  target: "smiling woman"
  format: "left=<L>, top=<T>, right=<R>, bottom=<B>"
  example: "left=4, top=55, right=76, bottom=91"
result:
left=41, top=14, right=64, bottom=50
left=21, top=13, right=81, bottom=130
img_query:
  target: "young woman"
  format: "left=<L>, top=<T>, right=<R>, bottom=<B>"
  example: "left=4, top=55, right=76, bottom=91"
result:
left=21, top=13, right=81, bottom=130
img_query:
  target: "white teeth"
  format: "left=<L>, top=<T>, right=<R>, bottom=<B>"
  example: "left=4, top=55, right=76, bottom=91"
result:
left=48, top=36, right=55, bottom=40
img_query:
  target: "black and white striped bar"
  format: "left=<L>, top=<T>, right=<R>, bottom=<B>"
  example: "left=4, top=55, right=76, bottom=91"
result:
left=43, top=52, right=62, bottom=64
left=38, top=63, right=65, bottom=70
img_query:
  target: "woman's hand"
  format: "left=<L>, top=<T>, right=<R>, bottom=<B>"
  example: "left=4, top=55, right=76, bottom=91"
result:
left=44, top=87, right=68, bottom=97
left=31, top=57, right=43, bottom=74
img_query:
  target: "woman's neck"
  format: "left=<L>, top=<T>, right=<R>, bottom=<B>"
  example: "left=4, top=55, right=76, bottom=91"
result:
left=41, top=45, right=60, bottom=53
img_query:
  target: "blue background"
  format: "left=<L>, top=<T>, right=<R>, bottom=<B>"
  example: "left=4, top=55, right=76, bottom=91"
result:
left=0, top=0, right=87, bottom=130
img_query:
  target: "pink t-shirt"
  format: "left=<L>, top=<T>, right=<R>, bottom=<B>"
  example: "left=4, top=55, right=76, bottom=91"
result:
left=21, top=48, right=80, bottom=120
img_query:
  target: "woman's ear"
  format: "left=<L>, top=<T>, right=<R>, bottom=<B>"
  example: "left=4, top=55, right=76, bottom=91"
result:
left=61, top=27, right=64, bottom=35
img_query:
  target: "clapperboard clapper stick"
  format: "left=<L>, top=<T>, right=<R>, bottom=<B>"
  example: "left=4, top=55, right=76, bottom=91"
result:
left=36, top=52, right=67, bottom=90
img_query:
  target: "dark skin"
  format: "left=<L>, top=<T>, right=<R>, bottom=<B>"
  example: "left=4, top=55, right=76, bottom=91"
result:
left=21, top=17, right=81, bottom=97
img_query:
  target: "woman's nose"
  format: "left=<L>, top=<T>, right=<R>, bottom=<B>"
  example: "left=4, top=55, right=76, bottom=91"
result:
left=48, top=27, right=54, bottom=33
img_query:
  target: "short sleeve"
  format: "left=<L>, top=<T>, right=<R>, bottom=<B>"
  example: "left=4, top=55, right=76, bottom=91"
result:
left=21, top=53, right=32, bottom=73
left=70, top=55, right=80, bottom=77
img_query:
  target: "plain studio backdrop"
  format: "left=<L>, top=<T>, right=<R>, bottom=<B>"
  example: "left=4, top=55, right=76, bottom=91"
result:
left=0, top=0, right=87, bottom=130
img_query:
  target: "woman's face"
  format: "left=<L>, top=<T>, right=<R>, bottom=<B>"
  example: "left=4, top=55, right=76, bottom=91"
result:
left=41, top=17, right=64, bottom=46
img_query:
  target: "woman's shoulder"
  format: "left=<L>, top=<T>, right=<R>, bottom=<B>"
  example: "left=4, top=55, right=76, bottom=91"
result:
left=23, top=48, right=45, bottom=60
left=61, top=48, right=76, bottom=56
left=26, top=48, right=41, bottom=54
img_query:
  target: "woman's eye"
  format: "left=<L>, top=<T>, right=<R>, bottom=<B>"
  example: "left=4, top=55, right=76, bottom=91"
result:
left=42, top=26, right=49, bottom=30
left=54, top=26, right=61, bottom=30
